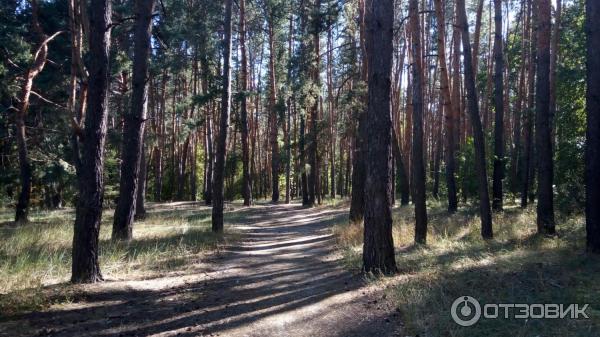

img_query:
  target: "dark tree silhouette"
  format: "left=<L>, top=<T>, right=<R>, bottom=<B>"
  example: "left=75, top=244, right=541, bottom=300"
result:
left=362, top=0, right=397, bottom=274
left=586, top=0, right=600, bottom=252
left=409, top=0, right=428, bottom=244
left=71, top=0, right=112, bottom=283
left=239, top=0, right=252, bottom=206
left=535, top=0, right=555, bottom=235
left=457, top=0, right=493, bottom=239
left=492, top=0, right=505, bottom=211
left=112, top=0, right=155, bottom=240
left=212, top=0, right=233, bottom=233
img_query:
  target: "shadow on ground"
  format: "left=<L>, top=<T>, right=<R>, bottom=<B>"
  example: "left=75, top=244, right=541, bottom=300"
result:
left=1, top=203, right=401, bottom=337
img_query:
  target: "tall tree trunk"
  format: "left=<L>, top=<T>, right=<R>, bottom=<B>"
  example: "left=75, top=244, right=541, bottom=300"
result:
left=307, top=0, right=321, bottom=206
left=492, top=0, right=505, bottom=211
left=71, top=0, right=111, bottom=283
left=239, top=0, right=251, bottom=207
left=350, top=0, right=368, bottom=221
left=409, top=0, right=428, bottom=244
left=68, top=0, right=87, bottom=181
left=586, top=0, right=600, bottom=252
left=457, top=0, right=493, bottom=239
left=451, top=11, right=462, bottom=202
left=522, top=0, right=535, bottom=207
left=112, top=0, right=154, bottom=240
left=205, top=104, right=214, bottom=205
left=285, top=13, right=294, bottom=204
left=362, top=0, right=396, bottom=274
left=472, top=0, right=485, bottom=76
left=327, top=27, right=336, bottom=200
left=535, top=0, right=555, bottom=235
left=434, top=0, right=458, bottom=213
left=549, top=0, right=561, bottom=142
left=212, top=0, right=232, bottom=233
left=511, top=0, right=527, bottom=195
left=268, top=19, right=280, bottom=203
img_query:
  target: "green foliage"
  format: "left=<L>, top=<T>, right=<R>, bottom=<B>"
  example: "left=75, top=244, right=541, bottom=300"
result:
left=555, top=0, right=586, bottom=213
left=457, top=137, right=478, bottom=201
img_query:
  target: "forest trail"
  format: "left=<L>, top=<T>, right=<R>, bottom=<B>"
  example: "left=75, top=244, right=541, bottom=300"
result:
left=1, top=203, right=403, bottom=337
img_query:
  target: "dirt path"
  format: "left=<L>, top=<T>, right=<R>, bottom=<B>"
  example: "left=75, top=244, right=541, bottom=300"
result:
left=2, top=203, right=403, bottom=337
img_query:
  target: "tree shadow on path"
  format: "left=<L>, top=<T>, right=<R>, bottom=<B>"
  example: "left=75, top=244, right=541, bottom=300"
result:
left=1, top=203, right=402, bottom=337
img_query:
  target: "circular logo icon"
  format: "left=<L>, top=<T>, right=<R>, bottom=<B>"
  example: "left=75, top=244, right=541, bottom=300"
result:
left=451, top=296, right=481, bottom=326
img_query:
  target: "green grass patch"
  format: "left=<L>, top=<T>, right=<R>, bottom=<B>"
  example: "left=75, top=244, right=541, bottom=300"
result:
left=0, top=203, right=237, bottom=316
left=332, top=202, right=600, bottom=337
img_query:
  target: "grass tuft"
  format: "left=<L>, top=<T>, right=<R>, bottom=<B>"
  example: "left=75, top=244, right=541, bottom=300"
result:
left=332, top=202, right=600, bottom=337
left=0, top=203, right=235, bottom=316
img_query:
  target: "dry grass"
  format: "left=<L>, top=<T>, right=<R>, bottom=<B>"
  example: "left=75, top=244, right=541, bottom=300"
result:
left=0, top=203, right=236, bottom=316
left=332, top=201, right=600, bottom=337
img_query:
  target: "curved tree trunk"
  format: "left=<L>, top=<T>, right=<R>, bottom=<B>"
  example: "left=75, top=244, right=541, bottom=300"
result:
left=14, top=0, right=62, bottom=224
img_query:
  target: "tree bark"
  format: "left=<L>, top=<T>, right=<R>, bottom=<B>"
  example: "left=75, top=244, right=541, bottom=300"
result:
left=549, top=0, right=561, bottom=142
left=71, top=0, right=111, bottom=283
left=112, top=0, right=154, bottom=240
left=472, top=0, right=485, bottom=76
left=522, top=0, right=535, bottom=208
left=268, top=18, right=280, bottom=203
left=135, top=143, right=147, bottom=219
left=307, top=0, right=321, bottom=206
left=492, top=0, right=505, bottom=211
left=362, top=0, right=397, bottom=274
left=350, top=0, right=368, bottom=221
left=392, top=131, right=410, bottom=206
left=586, top=0, right=600, bottom=252
left=212, top=0, right=232, bottom=233
left=433, top=0, right=458, bottom=213
left=409, top=0, right=428, bottom=244
left=239, top=0, right=252, bottom=206
left=535, top=0, right=555, bottom=235
left=457, top=0, right=493, bottom=239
